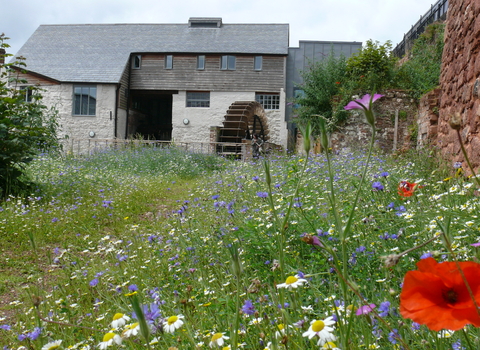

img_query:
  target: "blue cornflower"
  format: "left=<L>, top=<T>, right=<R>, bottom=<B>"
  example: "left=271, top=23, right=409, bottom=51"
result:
left=241, top=299, right=256, bottom=316
left=378, top=301, right=390, bottom=317
left=256, top=191, right=268, bottom=198
left=372, top=181, right=384, bottom=191
left=89, top=278, right=99, bottom=287
left=380, top=171, right=389, bottom=177
left=388, top=328, right=400, bottom=344
left=420, top=252, right=433, bottom=259
left=128, top=284, right=138, bottom=292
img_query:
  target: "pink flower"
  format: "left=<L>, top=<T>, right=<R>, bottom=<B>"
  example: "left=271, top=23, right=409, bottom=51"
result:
left=356, top=303, right=376, bottom=315
left=344, top=94, right=384, bottom=111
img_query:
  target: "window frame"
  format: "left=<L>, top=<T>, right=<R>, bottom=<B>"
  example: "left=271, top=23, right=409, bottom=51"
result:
left=165, top=55, right=173, bottom=69
left=73, top=85, right=97, bottom=116
left=220, top=55, right=236, bottom=70
left=20, top=85, right=34, bottom=102
left=186, top=91, right=210, bottom=108
left=197, top=55, right=206, bottom=70
left=132, top=55, right=142, bottom=69
left=254, top=56, right=263, bottom=71
left=255, top=93, right=280, bottom=110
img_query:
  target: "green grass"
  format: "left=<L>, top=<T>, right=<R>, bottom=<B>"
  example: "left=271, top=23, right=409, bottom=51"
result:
left=0, top=145, right=479, bottom=349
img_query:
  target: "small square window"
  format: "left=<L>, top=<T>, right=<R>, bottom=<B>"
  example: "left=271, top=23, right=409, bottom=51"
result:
left=165, top=55, right=173, bottom=69
left=132, top=55, right=141, bottom=69
left=220, top=55, right=236, bottom=70
left=254, top=56, right=263, bottom=71
left=255, top=93, right=280, bottom=110
left=186, top=92, right=210, bottom=108
left=197, top=55, right=205, bottom=70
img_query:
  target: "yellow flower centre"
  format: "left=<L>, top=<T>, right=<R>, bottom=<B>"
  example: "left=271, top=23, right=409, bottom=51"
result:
left=323, top=342, right=337, bottom=349
left=103, top=332, right=116, bottom=341
left=46, top=345, right=61, bottom=350
left=167, top=315, right=178, bottom=325
left=211, top=333, right=223, bottom=342
left=312, top=320, right=325, bottom=332
left=285, top=276, right=298, bottom=285
left=127, top=322, right=139, bottom=330
left=112, top=313, right=124, bottom=320
left=277, top=324, right=284, bottom=331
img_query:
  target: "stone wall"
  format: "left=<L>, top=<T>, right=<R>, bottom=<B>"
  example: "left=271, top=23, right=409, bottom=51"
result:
left=329, top=91, right=418, bottom=153
left=436, top=0, right=480, bottom=172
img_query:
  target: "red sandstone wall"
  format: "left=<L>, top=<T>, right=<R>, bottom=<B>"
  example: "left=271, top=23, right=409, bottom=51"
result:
left=438, top=0, right=480, bottom=171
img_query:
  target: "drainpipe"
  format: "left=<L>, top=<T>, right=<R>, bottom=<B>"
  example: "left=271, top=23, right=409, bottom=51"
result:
left=114, top=84, right=119, bottom=138
left=125, top=55, right=132, bottom=139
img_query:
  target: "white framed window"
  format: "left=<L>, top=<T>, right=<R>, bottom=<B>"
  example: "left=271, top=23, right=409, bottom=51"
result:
left=254, top=56, right=263, bottom=71
left=186, top=91, right=210, bottom=108
left=20, top=86, right=34, bottom=102
left=197, top=55, right=205, bottom=70
left=73, top=85, right=97, bottom=116
left=256, top=93, right=280, bottom=110
left=220, top=55, right=236, bottom=70
left=132, top=55, right=141, bottom=69
left=165, top=55, right=173, bottom=69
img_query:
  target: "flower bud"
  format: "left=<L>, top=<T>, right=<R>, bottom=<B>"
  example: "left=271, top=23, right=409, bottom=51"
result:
left=449, top=112, right=462, bottom=130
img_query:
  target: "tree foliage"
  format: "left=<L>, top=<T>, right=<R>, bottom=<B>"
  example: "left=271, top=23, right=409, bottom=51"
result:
left=396, top=22, right=445, bottom=98
left=293, top=51, right=351, bottom=133
left=0, top=34, right=59, bottom=198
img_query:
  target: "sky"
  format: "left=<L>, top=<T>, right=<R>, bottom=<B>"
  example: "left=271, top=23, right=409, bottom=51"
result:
left=2, top=0, right=437, bottom=57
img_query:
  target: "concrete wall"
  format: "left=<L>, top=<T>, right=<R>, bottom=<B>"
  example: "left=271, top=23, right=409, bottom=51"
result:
left=171, top=90, right=287, bottom=148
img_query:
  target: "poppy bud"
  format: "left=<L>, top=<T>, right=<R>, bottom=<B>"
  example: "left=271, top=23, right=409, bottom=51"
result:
left=449, top=112, right=462, bottom=130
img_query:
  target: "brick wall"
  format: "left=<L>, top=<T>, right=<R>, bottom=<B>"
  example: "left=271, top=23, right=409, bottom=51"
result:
left=437, top=0, right=480, bottom=172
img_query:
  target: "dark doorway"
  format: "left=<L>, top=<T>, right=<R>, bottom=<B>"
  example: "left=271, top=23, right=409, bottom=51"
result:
left=130, top=91, right=174, bottom=140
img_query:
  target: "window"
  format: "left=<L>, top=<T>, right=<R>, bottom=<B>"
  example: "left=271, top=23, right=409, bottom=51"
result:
left=74, top=86, right=97, bottom=116
left=220, top=55, right=236, bottom=70
left=165, top=55, right=173, bottom=69
left=254, top=56, right=263, bottom=71
left=186, top=92, right=210, bottom=107
left=20, top=86, right=34, bottom=102
left=256, top=93, right=280, bottom=110
left=197, top=55, right=205, bottom=70
left=132, top=55, right=141, bottom=69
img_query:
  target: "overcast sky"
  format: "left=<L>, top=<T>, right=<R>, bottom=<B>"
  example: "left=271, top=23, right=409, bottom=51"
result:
left=3, top=0, right=437, bottom=57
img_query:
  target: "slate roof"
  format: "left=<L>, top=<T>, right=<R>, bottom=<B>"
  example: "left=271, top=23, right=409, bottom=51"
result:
left=13, top=22, right=289, bottom=84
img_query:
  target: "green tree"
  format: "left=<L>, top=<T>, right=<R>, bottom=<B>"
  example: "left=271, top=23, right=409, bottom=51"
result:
left=293, top=51, right=350, bottom=133
left=0, top=34, right=59, bottom=198
left=395, top=22, right=445, bottom=98
left=346, top=39, right=397, bottom=92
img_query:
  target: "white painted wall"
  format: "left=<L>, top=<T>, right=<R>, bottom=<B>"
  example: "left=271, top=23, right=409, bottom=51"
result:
left=172, top=89, right=287, bottom=148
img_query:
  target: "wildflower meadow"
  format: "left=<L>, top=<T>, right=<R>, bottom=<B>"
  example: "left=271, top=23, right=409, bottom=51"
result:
left=2, top=99, right=480, bottom=349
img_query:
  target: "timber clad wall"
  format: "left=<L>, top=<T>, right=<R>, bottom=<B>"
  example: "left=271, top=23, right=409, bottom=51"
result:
left=130, top=54, right=285, bottom=92
left=118, top=61, right=130, bottom=110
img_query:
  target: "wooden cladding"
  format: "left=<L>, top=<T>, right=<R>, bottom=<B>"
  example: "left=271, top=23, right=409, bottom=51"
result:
left=130, top=54, right=285, bottom=92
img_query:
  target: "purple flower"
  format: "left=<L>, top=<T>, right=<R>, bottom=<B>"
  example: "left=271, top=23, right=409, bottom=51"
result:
left=241, top=299, right=256, bottom=316
left=372, top=181, right=384, bottom=191
left=420, top=252, right=433, bottom=259
left=378, top=301, right=390, bottom=317
left=256, top=191, right=268, bottom=198
left=471, top=242, right=480, bottom=247
left=128, top=284, right=138, bottom=292
left=89, top=278, right=99, bottom=287
left=356, top=303, right=376, bottom=315
left=344, top=94, right=384, bottom=127
left=388, top=328, right=400, bottom=344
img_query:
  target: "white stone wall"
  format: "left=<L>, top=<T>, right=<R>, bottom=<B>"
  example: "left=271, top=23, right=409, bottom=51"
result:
left=172, top=90, right=287, bottom=148
left=40, top=83, right=118, bottom=153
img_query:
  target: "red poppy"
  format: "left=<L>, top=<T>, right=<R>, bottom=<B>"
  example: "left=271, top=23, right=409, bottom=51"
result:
left=400, top=257, right=480, bottom=331
left=398, top=181, right=417, bottom=197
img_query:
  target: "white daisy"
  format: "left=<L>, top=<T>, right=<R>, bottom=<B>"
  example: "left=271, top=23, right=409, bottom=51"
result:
left=322, top=341, right=340, bottom=349
left=98, top=333, right=122, bottom=349
left=163, top=314, right=185, bottom=333
left=209, top=332, right=229, bottom=348
left=302, top=317, right=336, bottom=346
left=275, top=275, right=307, bottom=290
left=110, top=313, right=130, bottom=329
left=42, top=340, right=62, bottom=350
left=122, top=322, right=140, bottom=338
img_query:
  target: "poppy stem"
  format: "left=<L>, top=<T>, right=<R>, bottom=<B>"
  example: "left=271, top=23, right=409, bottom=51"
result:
left=461, top=328, right=475, bottom=350
left=455, top=129, right=480, bottom=188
